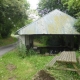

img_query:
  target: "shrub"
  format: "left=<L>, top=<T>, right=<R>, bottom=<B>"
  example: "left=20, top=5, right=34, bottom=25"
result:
left=28, top=48, right=37, bottom=56
left=17, top=43, right=27, bottom=58
left=17, top=43, right=37, bottom=58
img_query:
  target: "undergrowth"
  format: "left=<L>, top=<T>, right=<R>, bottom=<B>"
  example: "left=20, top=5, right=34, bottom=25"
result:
left=0, top=36, right=17, bottom=47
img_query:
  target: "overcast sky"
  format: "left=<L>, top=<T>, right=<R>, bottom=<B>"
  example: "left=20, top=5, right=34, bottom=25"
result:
left=27, top=0, right=39, bottom=9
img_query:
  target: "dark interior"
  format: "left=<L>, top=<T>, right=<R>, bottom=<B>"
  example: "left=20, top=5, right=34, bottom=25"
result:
left=32, top=35, right=80, bottom=54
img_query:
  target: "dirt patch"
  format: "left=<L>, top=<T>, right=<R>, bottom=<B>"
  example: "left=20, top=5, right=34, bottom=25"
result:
left=33, top=70, right=55, bottom=80
left=8, top=76, right=16, bottom=80
left=6, top=64, right=16, bottom=71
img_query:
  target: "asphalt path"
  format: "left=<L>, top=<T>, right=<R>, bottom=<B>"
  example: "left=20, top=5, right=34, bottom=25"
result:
left=0, top=43, right=17, bottom=56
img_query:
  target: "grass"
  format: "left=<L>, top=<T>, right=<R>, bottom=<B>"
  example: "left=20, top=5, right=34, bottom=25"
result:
left=0, top=49, right=53, bottom=80
left=0, top=36, right=17, bottom=47
left=0, top=50, right=80, bottom=80
left=48, top=69, right=80, bottom=80
left=33, top=41, right=47, bottom=47
left=76, top=51, right=80, bottom=58
left=47, top=51, right=80, bottom=80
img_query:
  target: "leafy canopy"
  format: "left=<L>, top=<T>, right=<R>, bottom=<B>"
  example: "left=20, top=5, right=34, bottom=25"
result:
left=38, top=0, right=67, bottom=16
left=0, top=0, right=30, bottom=38
left=62, top=0, right=80, bottom=32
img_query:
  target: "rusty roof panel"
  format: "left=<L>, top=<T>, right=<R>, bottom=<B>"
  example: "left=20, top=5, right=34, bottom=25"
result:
left=17, top=9, right=79, bottom=35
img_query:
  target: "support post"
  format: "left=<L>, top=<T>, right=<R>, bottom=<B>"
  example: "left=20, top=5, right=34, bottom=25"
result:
left=29, top=35, right=33, bottom=48
left=18, top=35, right=26, bottom=47
left=78, top=35, right=80, bottom=52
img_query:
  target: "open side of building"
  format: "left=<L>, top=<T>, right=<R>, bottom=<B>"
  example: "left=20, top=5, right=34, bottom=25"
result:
left=16, top=9, right=80, bottom=52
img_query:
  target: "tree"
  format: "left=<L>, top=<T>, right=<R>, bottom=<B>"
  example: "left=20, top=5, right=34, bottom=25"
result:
left=0, top=0, right=30, bottom=38
left=37, top=0, right=67, bottom=16
left=62, top=0, right=80, bottom=32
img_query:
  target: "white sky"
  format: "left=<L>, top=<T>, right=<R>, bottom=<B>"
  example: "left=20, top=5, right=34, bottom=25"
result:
left=27, top=0, right=39, bottom=9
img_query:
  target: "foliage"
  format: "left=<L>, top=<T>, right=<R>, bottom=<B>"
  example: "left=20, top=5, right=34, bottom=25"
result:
left=0, top=49, right=53, bottom=80
left=62, top=0, right=80, bottom=32
left=0, top=0, right=30, bottom=38
left=0, top=50, right=80, bottom=80
left=28, top=48, right=37, bottom=56
left=75, top=18, right=80, bottom=32
left=38, top=0, right=80, bottom=18
left=34, top=36, right=48, bottom=45
left=0, top=36, right=17, bottom=47
left=17, top=43, right=37, bottom=58
left=34, top=35, right=64, bottom=47
left=76, top=51, right=80, bottom=58
left=37, top=0, right=67, bottom=16
left=12, top=18, right=33, bottom=33
left=17, top=43, right=27, bottom=58
left=34, top=41, right=46, bottom=47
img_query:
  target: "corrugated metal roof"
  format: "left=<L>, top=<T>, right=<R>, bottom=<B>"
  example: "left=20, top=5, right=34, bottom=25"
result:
left=17, top=9, right=80, bottom=35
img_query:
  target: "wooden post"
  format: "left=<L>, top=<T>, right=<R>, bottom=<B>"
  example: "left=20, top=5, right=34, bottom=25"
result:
left=18, top=35, right=26, bottom=47
left=29, top=35, right=33, bottom=48
left=25, top=35, right=30, bottom=49
left=78, top=35, right=80, bottom=51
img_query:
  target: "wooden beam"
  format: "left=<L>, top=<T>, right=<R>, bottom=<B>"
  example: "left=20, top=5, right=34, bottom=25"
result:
left=46, top=56, right=58, bottom=68
left=72, top=63, right=80, bottom=75
left=55, top=67, right=78, bottom=71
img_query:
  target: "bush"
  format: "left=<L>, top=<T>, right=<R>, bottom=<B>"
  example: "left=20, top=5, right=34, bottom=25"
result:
left=17, top=43, right=37, bottom=58
left=17, top=44, right=27, bottom=58
left=28, top=48, right=37, bottom=56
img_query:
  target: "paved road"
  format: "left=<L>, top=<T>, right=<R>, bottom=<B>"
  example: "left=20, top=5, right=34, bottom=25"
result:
left=0, top=43, right=17, bottom=56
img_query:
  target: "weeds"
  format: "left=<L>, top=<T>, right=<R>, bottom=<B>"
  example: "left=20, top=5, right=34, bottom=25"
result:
left=0, top=36, right=17, bottom=47
left=28, top=48, right=37, bottom=56
left=0, top=49, right=53, bottom=80
left=17, top=42, right=37, bottom=58
left=17, top=43, right=27, bottom=58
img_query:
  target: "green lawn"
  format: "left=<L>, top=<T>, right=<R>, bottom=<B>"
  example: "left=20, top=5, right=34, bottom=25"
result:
left=0, top=36, right=17, bottom=47
left=0, top=50, right=80, bottom=80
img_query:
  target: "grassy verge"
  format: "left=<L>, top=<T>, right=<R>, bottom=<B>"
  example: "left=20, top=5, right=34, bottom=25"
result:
left=0, top=36, right=17, bottom=47
left=0, top=50, right=80, bottom=80
left=0, top=49, right=53, bottom=80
